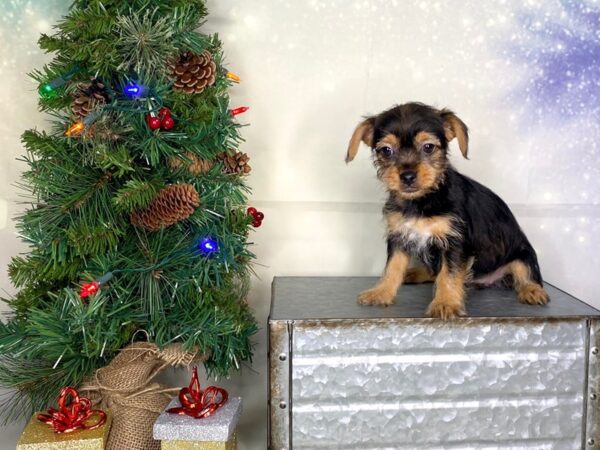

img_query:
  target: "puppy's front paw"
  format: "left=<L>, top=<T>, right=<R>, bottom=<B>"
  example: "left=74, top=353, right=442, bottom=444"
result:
left=358, top=287, right=395, bottom=306
left=518, top=283, right=549, bottom=305
left=426, top=300, right=466, bottom=320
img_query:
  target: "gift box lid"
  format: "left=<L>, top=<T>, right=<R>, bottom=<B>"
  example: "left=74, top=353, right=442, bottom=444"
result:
left=271, top=276, right=600, bottom=321
left=17, top=410, right=111, bottom=450
left=153, top=396, right=242, bottom=442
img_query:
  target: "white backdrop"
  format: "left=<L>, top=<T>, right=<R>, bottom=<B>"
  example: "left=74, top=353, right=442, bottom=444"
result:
left=1, top=1, right=599, bottom=448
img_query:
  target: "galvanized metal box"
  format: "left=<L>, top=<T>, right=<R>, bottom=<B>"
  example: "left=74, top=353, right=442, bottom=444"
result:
left=268, top=276, right=600, bottom=450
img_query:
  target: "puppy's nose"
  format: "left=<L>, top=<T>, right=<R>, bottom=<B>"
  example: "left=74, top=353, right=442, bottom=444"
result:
left=400, top=170, right=417, bottom=186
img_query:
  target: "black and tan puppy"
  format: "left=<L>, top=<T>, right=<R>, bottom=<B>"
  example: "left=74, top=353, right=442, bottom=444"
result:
left=346, top=102, right=548, bottom=319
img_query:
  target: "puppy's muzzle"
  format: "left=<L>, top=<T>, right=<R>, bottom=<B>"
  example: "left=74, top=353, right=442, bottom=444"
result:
left=400, top=170, right=417, bottom=186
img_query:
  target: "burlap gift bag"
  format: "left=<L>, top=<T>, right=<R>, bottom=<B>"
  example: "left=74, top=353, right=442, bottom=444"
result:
left=81, top=342, right=203, bottom=450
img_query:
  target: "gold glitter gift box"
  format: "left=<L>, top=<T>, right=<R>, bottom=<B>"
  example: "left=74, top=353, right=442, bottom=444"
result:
left=17, top=410, right=111, bottom=450
left=153, top=397, right=242, bottom=450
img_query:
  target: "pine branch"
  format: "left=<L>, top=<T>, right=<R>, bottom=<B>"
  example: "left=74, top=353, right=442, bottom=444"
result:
left=96, top=145, right=135, bottom=177
left=113, top=178, right=163, bottom=213
left=66, top=223, right=123, bottom=257
left=116, top=8, right=176, bottom=77
left=9, top=254, right=81, bottom=288
left=0, top=289, right=141, bottom=422
left=21, top=130, right=67, bottom=159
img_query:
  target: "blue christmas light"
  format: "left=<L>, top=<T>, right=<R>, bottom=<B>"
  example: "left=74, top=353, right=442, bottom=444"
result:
left=198, top=237, right=219, bottom=255
left=124, top=82, right=142, bottom=97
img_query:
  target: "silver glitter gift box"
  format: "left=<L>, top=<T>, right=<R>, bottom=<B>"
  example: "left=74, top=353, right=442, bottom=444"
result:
left=153, top=397, right=241, bottom=450
left=269, top=276, right=600, bottom=450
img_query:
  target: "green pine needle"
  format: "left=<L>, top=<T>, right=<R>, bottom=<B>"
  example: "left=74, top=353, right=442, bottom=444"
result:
left=113, top=178, right=163, bottom=213
left=116, top=8, right=176, bottom=78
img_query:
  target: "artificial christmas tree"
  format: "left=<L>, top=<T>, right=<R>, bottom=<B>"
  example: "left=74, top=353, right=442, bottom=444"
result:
left=0, top=1, right=258, bottom=446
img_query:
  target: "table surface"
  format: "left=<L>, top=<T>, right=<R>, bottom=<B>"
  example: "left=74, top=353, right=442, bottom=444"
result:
left=270, top=276, right=600, bottom=321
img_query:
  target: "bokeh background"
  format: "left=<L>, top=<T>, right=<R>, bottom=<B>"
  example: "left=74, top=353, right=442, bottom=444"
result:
left=1, top=0, right=599, bottom=448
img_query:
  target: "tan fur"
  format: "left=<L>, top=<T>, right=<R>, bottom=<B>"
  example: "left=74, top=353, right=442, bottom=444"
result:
left=385, top=161, right=446, bottom=200
left=415, top=162, right=440, bottom=193
left=509, top=260, right=549, bottom=305
left=386, top=212, right=461, bottom=250
left=346, top=119, right=374, bottom=162
left=376, top=133, right=400, bottom=150
left=381, top=166, right=401, bottom=192
left=414, top=131, right=441, bottom=147
left=387, top=212, right=454, bottom=236
left=404, top=266, right=435, bottom=284
left=358, top=251, right=409, bottom=306
left=377, top=147, right=446, bottom=200
left=426, top=261, right=468, bottom=319
left=441, top=109, right=469, bottom=158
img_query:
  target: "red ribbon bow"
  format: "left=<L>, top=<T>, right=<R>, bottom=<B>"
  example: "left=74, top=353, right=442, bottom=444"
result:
left=167, top=367, right=228, bottom=419
left=37, top=387, right=107, bottom=434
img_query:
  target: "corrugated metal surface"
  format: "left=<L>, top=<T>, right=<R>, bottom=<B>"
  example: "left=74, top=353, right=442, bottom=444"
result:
left=269, top=320, right=292, bottom=450
left=585, top=320, right=600, bottom=449
left=291, top=320, right=587, bottom=449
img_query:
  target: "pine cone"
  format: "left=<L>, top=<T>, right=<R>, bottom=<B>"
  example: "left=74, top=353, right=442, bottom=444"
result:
left=167, top=50, right=217, bottom=95
left=217, top=151, right=251, bottom=175
left=131, top=184, right=200, bottom=231
left=72, top=78, right=109, bottom=118
left=169, top=152, right=214, bottom=175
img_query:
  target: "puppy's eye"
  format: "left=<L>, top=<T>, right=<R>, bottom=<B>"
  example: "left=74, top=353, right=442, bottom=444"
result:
left=378, top=146, right=394, bottom=158
left=422, top=143, right=435, bottom=154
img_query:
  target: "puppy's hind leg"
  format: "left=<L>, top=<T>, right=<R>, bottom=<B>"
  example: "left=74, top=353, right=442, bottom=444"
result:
left=404, top=266, right=435, bottom=284
left=509, top=257, right=549, bottom=305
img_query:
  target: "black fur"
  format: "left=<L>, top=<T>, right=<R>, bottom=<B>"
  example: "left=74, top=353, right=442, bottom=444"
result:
left=373, top=102, right=450, bottom=150
left=384, top=168, right=543, bottom=283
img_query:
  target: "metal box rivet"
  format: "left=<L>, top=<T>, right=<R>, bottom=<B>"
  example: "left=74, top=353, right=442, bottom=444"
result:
left=279, top=401, right=287, bottom=409
left=591, top=393, right=598, bottom=400
left=278, top=353, right=287, bottom=361
left=588, top=438, right=595, bottom=446
left=592, top=347, right=599, bottom=355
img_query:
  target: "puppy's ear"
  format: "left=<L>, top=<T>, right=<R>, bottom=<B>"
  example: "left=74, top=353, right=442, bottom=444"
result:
left=440, top=109, right=469, bottom=159
left=346, top=118, right=374, bottom=163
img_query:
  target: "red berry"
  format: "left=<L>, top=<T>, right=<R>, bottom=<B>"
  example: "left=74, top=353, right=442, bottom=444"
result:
left=161, top=116, right=175, bottom=130
left=159, top=107, right=171, bottom=120
left=252, top=220, right=262, bottom=228
left=255, top=212, right=264, bottom=221
left=247, top=207, right=257, bottom=216
left=147, top=116, right=161, bottom=130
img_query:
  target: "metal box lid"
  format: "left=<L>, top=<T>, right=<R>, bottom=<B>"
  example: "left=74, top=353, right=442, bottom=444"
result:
left=270, top=276, right=600, bottom=321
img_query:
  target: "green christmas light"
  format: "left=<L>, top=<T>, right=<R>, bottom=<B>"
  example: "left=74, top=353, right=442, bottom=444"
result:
left=38, top=67, right=80, bottom=99
left=39, top=83, right=55, bottom=97
left=39, top=76, right=66, bottom=98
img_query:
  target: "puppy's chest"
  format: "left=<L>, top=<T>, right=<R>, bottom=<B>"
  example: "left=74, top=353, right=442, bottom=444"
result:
left=386, top=212, right=459, bottom=255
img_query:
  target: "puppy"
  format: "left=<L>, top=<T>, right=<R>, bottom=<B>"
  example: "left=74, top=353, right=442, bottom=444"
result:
left=346, top=102, right=548, bottom=319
